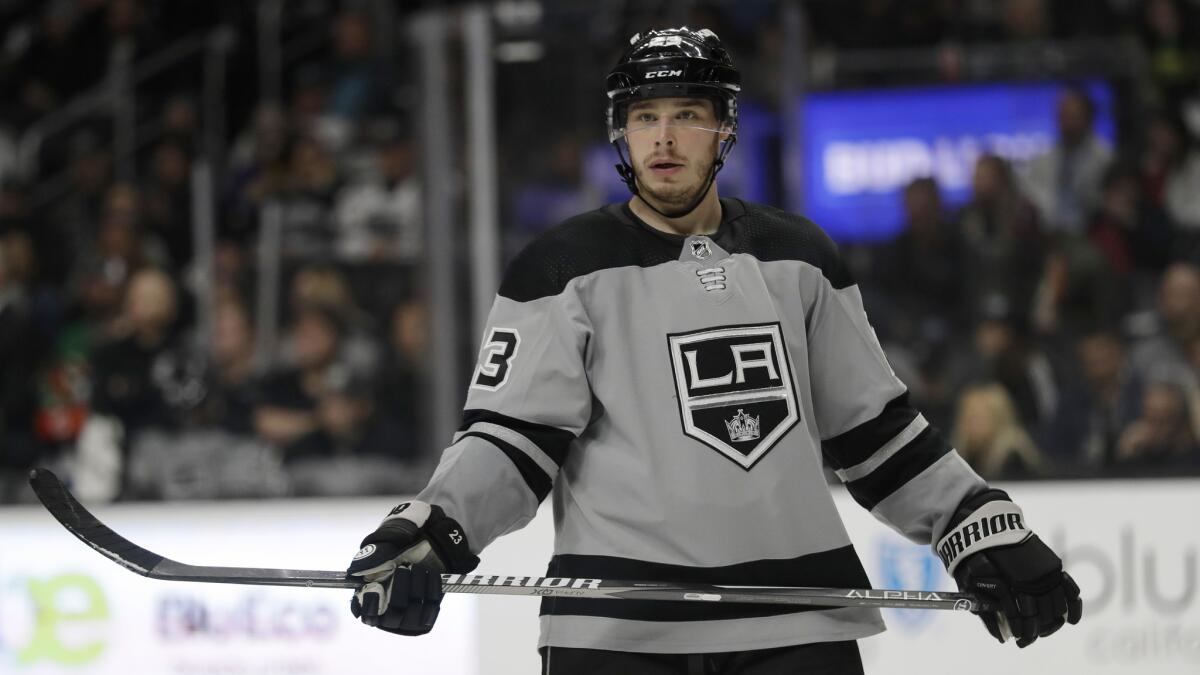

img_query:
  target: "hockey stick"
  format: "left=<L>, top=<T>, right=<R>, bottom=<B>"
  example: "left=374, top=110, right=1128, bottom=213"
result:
left=29, top=468, right=991, bottom=613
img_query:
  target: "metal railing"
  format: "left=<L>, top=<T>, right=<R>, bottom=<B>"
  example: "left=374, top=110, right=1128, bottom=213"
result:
left=17, top=27, right=236, bottom=208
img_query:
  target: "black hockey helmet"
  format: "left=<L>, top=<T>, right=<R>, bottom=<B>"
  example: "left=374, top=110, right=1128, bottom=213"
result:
left=606, top=27, right=741, bottom=142
left=605, top=27, right=741, bottom=217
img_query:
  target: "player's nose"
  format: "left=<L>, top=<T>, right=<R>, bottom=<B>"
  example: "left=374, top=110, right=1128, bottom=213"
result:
left=652, top=122, right=676, bottom=145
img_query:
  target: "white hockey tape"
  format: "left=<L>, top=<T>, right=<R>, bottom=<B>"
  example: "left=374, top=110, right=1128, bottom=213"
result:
left=381, top=500, right=433, bottom=528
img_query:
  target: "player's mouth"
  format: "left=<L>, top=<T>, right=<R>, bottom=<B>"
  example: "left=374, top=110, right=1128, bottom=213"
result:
left=648, top=159, right=685, bottom=176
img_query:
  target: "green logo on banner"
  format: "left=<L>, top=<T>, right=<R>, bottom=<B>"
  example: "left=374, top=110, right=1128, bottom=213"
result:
left=18, top=573, right=109, bottom=665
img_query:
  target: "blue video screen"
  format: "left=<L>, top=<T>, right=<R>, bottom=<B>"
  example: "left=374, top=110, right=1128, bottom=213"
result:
left=792, top=81, right=1116, bottom=242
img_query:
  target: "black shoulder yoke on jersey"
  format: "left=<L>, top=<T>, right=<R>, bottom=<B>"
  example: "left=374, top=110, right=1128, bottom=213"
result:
left=498, top=198, right=854, bottom=302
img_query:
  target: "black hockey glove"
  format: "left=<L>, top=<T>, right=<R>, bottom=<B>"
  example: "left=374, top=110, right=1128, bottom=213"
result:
left=938, top=489, right=1082, bottom=648
left=346, top=501, right=480, bottom=636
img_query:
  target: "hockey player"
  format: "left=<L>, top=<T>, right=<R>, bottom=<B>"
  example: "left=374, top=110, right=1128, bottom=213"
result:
left=345, top=27, right=1081, bottom=673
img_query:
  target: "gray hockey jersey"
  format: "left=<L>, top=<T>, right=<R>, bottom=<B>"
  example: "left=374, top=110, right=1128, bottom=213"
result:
left=417, top=198, right=988, bottom=653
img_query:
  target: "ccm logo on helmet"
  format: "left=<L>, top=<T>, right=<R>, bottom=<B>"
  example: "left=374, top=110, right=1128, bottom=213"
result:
left=645, top=69, right=683, bottom=79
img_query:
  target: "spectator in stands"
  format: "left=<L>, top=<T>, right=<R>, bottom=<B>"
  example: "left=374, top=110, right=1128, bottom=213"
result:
left=0, top=181, right=26, bottom=234
left=68, top=183, right=167, bottom=340
left=376, top=296, right=427, bottom=458
left=286, top=297, right=431, bottom=497
left=2, top=180, right=71, bottom=329
left=863, top=177, right=965, bottom=425
left=141, top=139, right=193, bottom=270
left=47, top=130, right=112, bottom=273
left=1187, top=335, right=1200, bottom=441
left=253, top=303, right=347, bottom=460
left=0, top=235, right=41, bottom=501
left=326, top=9, right=388, bottom=122
left=280, top=135, right=341, bottom=259
left=315, top=369, right=392, bottom=459
left=77, top=267, right=197, bottom=500
left=159, top=93, right=199, bottom=146
left=945, top=293, right=1062, bottom=445
left=1029, top=229, right=1120, bottom=339
left=289, top=263, right=356, bottom=312
left=1049, top=329, right=1143, bottom=473
left=285, top=263, right=378, bottom=373
left=1138, top=111, right=1200, bottom=255
left=957, top=154, right=1044, bottom=322
left=1160, top=121, right=1200, bottom=235
left=1131, top=262, right=1200, bottom=393
left=196, top=290, right=258, bottom=435
left=0, top=122, right=15, bottom=185
left=1142, top=111, right=1188, bottom=207
left=104, top=0, right=164, bottom=67
left=999, top=0, right=1052, bottom=42
left=952, top=382, right=1047, bottom=480
left=119, top=286, right=282, bottom=502
left=872, top=177, right=965, bottom=338
left=1021, top=87, right=1113, bottom=234
left=1115, top=379, right=1199, bottom=474
left=224, top=104, right=290, bottom=244
left=229, top=103, right=289, bottom=177
left=1086, top=162, right=1175, bottom=312
left=10, top=1, right=107, bottom=127
left=334, top=125, right=421, bottom=261
left=289, top=64, right=332, bottom=143
left=1138, top=0, right=1200, bottom=112
left=90, top=267, right=195, bottom=430
left=0, top=227, right=48, bottom=334
left=288, top=358, right=427, bottom=497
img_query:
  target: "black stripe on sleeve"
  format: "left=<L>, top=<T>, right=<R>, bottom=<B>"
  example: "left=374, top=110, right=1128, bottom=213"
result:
left=459, top=431, right=553, bottom=503
left=843, top=426, right=951, bottom=511
left=539, top=546, right=872, bottom=622
left=460, top=409, right=575, bottom=467
left=821, top=392, right=917, bottom=470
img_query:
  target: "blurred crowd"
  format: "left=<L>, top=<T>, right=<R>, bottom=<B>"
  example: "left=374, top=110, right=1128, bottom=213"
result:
left=0, top=0, right=1199, bottom=502
left=855, top=94, right=1200, bottom=481
left=0, top=0, right=429, bottom=501
left=832, top=0, right=1200, bottom=481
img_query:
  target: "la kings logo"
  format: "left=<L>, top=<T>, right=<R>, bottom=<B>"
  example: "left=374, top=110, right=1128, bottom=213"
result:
left=667, top=323, right=799, bottom=470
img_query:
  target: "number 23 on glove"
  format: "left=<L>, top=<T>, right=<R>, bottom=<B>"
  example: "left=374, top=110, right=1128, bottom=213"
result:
left=938, top=490, right=1083, bottom=648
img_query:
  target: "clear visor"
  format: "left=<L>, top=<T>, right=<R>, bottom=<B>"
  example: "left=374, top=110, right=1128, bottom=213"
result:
left=611, top=112, right=733, bottom=143
left=620, top=118, right=728, bottom=137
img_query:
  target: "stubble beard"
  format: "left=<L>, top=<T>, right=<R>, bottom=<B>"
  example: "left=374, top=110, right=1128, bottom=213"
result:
left=634, top=142, right=718, bottom=217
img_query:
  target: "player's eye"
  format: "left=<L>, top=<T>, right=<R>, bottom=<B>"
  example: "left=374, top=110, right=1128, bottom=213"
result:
left=677, top=110, right=698, bottom=120
left=636, top=112, right=656, bottom=123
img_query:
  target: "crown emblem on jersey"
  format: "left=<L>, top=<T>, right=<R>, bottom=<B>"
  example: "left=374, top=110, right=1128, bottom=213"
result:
left=724, top=409, right=760, bottom=442
left=691, top=240, right=711, bottom=260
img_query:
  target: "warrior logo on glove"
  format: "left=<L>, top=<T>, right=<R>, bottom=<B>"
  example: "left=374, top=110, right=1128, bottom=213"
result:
left=941, top=490, right=1083, bottom=648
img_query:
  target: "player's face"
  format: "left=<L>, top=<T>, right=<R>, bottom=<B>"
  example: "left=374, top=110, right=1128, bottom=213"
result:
left=623, top=98, right=726, bottom=212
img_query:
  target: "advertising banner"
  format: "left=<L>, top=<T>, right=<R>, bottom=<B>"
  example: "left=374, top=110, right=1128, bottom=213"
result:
left=847, top=480, right=1199, bottom=674
left=0, top=499, right=476, bottom=675
left=3, top=480, right=1195, bottom=674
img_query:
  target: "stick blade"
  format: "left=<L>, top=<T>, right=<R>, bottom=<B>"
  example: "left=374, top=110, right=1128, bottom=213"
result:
left=29, top=468, right=165, bottom=576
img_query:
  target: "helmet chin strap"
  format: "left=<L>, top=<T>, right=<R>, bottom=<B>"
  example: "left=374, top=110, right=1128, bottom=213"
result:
left=614, top=135, right=737, bottom=221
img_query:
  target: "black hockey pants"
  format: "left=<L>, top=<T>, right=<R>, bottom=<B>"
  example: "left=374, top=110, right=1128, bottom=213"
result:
left=539, top=640, right=865, bottom=674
